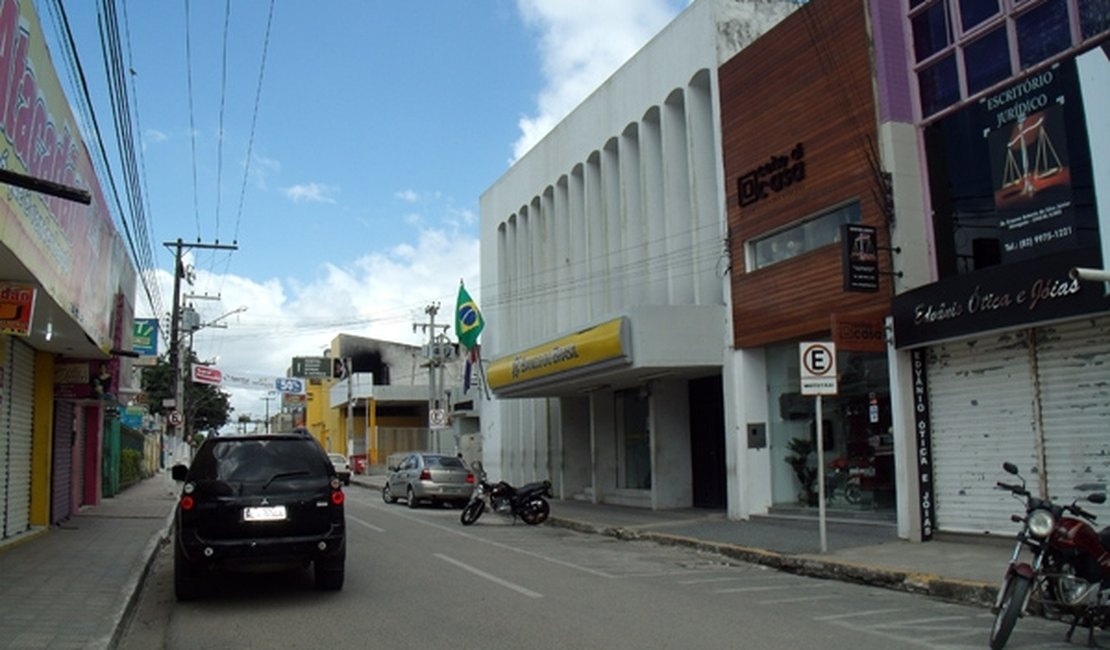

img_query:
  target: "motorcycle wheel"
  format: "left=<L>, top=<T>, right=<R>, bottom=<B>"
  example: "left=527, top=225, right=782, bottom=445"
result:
left=844, top=483, right=862, bottom=505
left=460, top=499, right=485, bottom=526
left=989, top=573, right=1031, bottom=650
left=519, top=497, right=550, bottom=525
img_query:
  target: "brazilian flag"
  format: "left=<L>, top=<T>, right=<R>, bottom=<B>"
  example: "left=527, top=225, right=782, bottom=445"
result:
left=455, top=281, right=484, bottom=350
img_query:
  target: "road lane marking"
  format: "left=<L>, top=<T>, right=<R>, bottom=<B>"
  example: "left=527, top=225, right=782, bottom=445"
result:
left=715, top=582, right=830, bottom=594
left=346, top=496, right=616, bottom=578
left=760, top=594, right=843, bottom=604
left=436, top=553, right=543, bottom=599
left=814, top=608, right=908, bottom=620
left=678, top=576, right=748, bottom=585
left=348, top=515, right=384, bottom=533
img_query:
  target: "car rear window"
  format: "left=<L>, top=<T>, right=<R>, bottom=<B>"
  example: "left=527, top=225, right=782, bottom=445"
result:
left=424, top=455, right=465, bottom=469
left=191, top=439, right=329, bottom=482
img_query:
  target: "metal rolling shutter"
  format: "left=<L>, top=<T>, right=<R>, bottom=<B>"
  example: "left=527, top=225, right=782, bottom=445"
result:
left=0, top=340, right=9, bottom=536
left=51, top=400, right=75, bottom=523
left=3, top=339, right=34, bottom=537
left=1035, top=315, right=1110, bottom=522
left=927, top=330, right=1038, bottom=535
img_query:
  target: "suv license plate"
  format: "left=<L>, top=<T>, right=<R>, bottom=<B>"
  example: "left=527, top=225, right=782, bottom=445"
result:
left=244, top=505, right=287, bottom=522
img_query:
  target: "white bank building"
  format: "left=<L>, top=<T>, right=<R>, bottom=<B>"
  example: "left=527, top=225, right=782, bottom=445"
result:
left=478, top=0, right=799, bottom=510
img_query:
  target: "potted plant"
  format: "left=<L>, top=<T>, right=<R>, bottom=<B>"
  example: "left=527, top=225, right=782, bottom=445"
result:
left=784, top=436, right=818, bottom=505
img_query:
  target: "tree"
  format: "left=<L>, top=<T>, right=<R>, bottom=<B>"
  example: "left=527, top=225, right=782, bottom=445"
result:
left=141, top=354, right=232, bottom=434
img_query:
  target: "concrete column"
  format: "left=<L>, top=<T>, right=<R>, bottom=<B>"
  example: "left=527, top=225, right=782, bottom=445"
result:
left=640, top=109, right=666, bottom=305
left=652, top=379, right=693, bottom=509
left=662, top=89, right=694, bottom=305
left=619, top=125, right=645, bottom=306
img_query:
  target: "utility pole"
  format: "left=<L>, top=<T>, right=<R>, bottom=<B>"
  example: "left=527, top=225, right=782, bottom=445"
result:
left=413, top=303, right=449, bottom=450
left=261, top=392, right=276, bottom=434
left=165, top=238, right=238, bottom=442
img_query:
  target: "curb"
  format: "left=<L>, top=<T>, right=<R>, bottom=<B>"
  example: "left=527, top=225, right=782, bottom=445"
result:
left=547, top=516, right=997, bottom=609
left=103, top=507, right=176, bottom=650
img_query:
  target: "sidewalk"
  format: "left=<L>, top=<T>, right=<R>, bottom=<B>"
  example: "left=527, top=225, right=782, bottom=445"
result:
left=0, top=471, right=1009, bottom=649
left=0, top=473, right=178, bottom=649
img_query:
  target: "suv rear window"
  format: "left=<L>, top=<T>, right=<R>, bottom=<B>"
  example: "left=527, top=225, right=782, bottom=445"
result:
left=191, top=438, right=330, bottom=482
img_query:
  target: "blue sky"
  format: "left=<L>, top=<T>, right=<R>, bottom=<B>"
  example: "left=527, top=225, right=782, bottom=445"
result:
left=39, top=0, right=688, bottom=419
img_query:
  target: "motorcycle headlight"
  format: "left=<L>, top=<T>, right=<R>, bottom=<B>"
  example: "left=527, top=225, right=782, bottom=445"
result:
left=1027, top=509, right=1055, bottom=538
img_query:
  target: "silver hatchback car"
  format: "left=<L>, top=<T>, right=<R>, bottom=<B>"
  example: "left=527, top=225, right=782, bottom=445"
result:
left=382, top=453, right=474, bottom=508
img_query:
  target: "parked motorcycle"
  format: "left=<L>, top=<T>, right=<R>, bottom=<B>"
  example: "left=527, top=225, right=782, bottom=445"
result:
left=990, top=461, right=1109, bottom=649
left=460, top=461, right=552, bottom=526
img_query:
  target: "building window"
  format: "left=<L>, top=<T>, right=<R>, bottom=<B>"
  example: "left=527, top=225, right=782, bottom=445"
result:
left=749, top=202, right=861, bottom=271
left=918, top=54, right=960, bottom=117
left=964, top=27, right=1011, bottom=95
left=913, top=2, right=953, bottom=60
left=1016, top=0, right=1071, bottom=70
left=959, top=0, right=1000, bottom=32
left=1080, top=0, right=1110, bottom=38
left=909, top=0, right=1105, bottom=119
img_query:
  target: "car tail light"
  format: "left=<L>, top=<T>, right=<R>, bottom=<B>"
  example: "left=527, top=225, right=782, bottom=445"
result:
left=466, top=473, right=475, bottom=484
left=180, top=495, right=195, bottom=511
left=419, top=469, right=432, bottom=481
left=331, top=489, right=345, bottom=506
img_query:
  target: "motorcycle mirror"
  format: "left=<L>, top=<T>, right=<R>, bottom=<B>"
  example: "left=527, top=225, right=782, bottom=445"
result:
left=1002, top=462, right=1019, bottom=475
left=1088, top=493, right=1107, bottom=505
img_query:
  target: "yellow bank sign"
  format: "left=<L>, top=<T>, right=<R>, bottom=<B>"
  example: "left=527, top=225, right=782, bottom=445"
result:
left=487, top=318, right=629, bottom=391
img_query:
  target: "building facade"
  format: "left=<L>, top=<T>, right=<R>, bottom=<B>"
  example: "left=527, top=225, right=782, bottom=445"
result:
left=296, top=333, right=474, bottom=467
left=887, top=1, right=1109, bottom=539
left=479, top=0, right=801, bottom=508
left=0, top=0, right=138, bottom=543
left=720, top=0, right=912, bottom=521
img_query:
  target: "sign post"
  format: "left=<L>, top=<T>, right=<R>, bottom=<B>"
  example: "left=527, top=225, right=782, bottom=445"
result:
left=800, top=342, right=838, bottom=553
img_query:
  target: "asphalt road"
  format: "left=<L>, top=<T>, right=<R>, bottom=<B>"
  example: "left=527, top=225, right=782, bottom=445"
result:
left=120, top=488, right=1075, bottom=650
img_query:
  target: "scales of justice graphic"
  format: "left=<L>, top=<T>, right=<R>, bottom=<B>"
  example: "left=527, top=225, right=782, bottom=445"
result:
left=996, top=110, right=1068, bottom=204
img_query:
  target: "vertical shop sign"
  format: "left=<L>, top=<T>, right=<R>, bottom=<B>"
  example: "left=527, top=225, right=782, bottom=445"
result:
left=842, top=224, right=879, bottom=292
left=911, top=348, right=935, bottom=541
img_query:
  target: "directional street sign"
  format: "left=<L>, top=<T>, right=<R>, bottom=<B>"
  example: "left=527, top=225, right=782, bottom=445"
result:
left=274, top=377, right=306, bottom=394
left=800, top=341, right=838, bottom=396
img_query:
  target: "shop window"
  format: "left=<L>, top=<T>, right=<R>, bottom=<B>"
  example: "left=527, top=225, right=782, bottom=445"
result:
left=1016, top=0, right=1071, bottom=70
left=959, top=0, right=999, bottom=31
left=749, top=202, right=860, bottom=271
left=912, top=2, right=953, bottom=61
left=918, top=54, right=960, bottom=116
left=766, top=342, right=894, bottom=512
left=964, top=28, right=1011, bottom=95
left=616, top=389, right=651, bottom=490
left=1079, top=0, right=1110, bottom=39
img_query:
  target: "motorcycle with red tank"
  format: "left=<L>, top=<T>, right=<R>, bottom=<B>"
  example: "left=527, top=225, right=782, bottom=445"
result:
left=990, top=461, right=1110, bottom=649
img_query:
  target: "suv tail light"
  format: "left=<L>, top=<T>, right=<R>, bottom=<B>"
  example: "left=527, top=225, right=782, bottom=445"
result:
left=466, top=473, right=475, bottom=484
left=331, top=489, right=345, bottom=506
left=419, top=469, right=432, bottom=481
left=180, top=495, right=195, bottom=511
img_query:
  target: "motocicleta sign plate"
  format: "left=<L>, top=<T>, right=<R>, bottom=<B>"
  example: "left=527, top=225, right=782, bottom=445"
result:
left=800, top=342, right=838, bottom=395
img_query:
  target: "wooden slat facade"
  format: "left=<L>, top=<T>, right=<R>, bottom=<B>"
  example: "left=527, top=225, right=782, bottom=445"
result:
left=720, top=0, right=893, bottom=349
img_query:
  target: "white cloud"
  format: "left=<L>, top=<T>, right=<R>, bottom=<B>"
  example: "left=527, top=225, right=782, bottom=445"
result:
left=283, top=182, right=338, bottom=203
left=512, top=0, right=682, bottom=160
left=395, top=189, right=420, bottom=203
left=144, top=227, right=481, bottom=422
left=246, top=153, right=280, bottom=189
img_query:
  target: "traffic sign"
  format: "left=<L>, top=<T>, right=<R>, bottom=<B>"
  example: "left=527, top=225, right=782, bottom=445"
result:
left=274, top=377, right=306, bottom=394
left=800, top=342, right=838, bottom=395
left=429, top=408, right=448, bottom=430
left=168, top=411, right=183, bottom=426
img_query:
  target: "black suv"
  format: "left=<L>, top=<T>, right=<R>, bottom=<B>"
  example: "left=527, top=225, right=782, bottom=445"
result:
left=170, top=432, right=346, bottom=600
